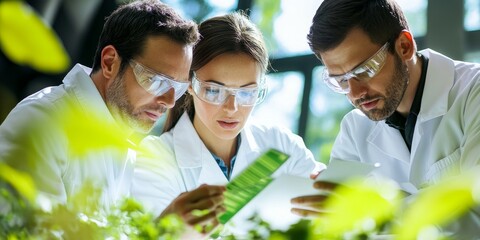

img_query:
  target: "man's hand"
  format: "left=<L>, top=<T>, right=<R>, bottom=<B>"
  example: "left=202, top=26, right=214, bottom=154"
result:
left=160, top=184, right=226, bottom=235
left=290, top=181, right=338, bottom=217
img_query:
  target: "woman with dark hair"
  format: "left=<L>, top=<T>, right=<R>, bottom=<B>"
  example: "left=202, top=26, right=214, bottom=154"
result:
left=133, top=12, right=324, bottom=231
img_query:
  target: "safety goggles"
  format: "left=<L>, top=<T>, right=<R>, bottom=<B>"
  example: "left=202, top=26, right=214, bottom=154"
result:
left=129, top=60, right=189, bottom=100
left=191, top=72, right=267, bottom=106
left=322, top=42, right=389, bottom=94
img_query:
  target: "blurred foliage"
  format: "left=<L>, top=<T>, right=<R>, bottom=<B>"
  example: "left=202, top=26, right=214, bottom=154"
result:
left=0, top=1, right=70, bottom=73
left=393, top=170, right=480, bottom=239
left=221, top=170, right=480, bottom=239
left=0, top=163, right=36, bottom=203
left=251, top=0, right=281, bottom=54
left=311, top=178, right=403, bottom=239
left=59, top=103, right=134, bottom=157
left=1, top=180, right=185, bottom=239
left=0, top=97, right=183, bottom=239
left=6, top=112, right=476, bottom=237
left=2, top=161, right=480, bottom=239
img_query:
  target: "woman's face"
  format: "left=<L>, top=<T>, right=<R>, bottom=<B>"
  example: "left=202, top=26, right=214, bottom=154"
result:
left=191, top=52, right=263, bottom=144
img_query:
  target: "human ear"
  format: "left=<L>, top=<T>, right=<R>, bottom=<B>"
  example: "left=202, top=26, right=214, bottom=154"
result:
left=395, top=30, right=416, bottom=60
left=100, top=45, right=121, bottom=80
left=187, top=85, right=194, bottom=95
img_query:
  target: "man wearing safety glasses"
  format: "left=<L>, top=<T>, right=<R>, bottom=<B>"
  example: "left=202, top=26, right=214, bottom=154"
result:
left=291, top=0, right=480, bottom=238
left=0, top=0, right=225, bottom=236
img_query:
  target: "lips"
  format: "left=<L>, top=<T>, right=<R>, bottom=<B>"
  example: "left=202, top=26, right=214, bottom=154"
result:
left=360, top=99, right=379, bottom=111
left=145, top=110, right=161, bottom=121
left=217, top=119, right=239, bottom=130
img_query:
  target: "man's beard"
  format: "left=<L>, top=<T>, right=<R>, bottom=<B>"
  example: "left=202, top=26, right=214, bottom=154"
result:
left=352, top=53, right=409, bottom=121
left=106, top=74, right=159, bottom=134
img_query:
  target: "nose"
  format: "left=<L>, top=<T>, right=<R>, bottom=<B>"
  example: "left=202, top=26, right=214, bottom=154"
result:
left=223, top=94, right=238, bottom=114
left=154, top=87, right=175, bottom=109
left=347, top=78, right=368, bottom=100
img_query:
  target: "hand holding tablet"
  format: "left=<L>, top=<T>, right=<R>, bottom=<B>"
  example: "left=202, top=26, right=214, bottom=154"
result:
left=291, top=159, right=380, bottom=217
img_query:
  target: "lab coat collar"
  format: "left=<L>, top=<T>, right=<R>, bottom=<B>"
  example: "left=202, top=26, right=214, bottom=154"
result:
left=172, top=112, right=228, bottom=184
left=63, top=64, right=118, bottom=128
left=172, top=113, right=263, bottom=183
left=238, top=120, right=262, bottom=154
left=368, top=121, right=411, bottom=163
left=172, top=112, right=210, bottom=168
left=410, top=50, right=455, bottom=186
left=231, top=121, right=263, bottom=177
left=416, top=49, right=454, bottom=123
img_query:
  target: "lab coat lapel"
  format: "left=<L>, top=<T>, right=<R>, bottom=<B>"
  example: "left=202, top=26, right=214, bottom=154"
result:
left=172, top=113, right=228, bottom=187
left=409, top=49, right=453, bottom=186
left=231, top=124, right=262, bottom=179
left=198, top=154, right=229, bottom=185
left=368, top=123, right=410, bottom=164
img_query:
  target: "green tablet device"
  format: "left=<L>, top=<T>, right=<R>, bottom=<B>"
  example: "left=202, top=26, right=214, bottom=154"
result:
left=218, top=148, right=290, bottom=224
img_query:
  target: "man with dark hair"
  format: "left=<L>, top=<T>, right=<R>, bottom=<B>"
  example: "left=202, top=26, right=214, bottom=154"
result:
left=0, top=0, right=224, bottom=232
left=292, top=0, right=480, bottom=237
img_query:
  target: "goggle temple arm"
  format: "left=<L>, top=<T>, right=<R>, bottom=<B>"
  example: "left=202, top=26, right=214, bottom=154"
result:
left=255, top=84, right=268, bottom=105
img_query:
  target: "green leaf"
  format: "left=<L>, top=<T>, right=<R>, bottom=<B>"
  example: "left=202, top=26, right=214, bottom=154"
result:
left=394, top=171, right=478, bottom=239
left=312, top=178, right=402, bottom=238
left=59, top=103, right=134, bottom=158
left=0, top=1, right=70, bottom=73
left=0, top=163, right=37, bottom=203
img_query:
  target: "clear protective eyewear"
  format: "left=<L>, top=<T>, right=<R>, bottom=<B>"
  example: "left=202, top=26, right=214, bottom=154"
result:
left=323, top=42, right=390, bottom=94
left=191, top=72, right=267, bottom=106
left=129, top=60, right=189, bottom=100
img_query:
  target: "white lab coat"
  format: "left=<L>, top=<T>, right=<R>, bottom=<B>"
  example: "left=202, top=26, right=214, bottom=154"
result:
left=132, top=112, right=323, bottom=216
left=331, top=49, right=480, bottom=237
left=0, top=64, right=135, bottom=209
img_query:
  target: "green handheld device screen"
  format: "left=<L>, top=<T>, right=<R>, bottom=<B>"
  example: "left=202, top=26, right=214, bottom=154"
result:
left=218, top=148, right=290, bottom=224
